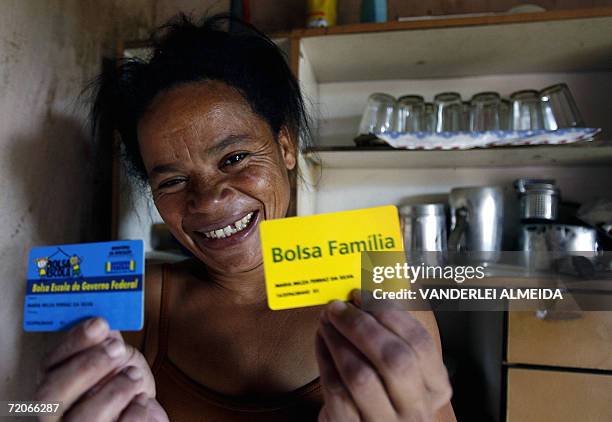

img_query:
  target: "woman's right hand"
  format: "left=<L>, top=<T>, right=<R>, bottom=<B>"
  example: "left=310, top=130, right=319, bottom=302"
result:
left=34, top=317, right=168, bottom=422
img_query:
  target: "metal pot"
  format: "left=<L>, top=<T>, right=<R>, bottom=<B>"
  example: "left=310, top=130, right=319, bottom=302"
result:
left=519, top=224, right=598, bottom=252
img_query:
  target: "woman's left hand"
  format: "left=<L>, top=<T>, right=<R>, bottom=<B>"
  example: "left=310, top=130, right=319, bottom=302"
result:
left=315, top=291, right=453, bottom=422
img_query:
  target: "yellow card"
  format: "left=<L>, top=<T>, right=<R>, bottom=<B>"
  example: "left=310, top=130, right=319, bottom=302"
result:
left=260, top=206, right=404, bottom=310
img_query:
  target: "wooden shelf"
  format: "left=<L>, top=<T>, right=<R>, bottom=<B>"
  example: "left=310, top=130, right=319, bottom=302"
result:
left=299, top=9, right=612, bottom=82
left=119, top=8, right=612, bottom=82
left=303, top=142, right=612, bottom=169
left=290, top=7, right=612, bottom=38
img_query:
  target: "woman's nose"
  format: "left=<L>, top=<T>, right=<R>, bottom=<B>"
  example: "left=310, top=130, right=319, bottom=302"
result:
left=186, top=175, right=234, bottom=214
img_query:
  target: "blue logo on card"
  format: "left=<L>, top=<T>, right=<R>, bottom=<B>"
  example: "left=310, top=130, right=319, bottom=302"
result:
left=35, top=248, right=83, bottom=279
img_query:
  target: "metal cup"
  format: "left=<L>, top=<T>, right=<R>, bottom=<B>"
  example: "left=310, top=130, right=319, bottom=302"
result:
left=400, top=203, right=447, bottom=266
left=514, top=178, right=560, bottom=221
left=400, top=204, right=447, bottom=252
left=448, top=186, right=505, bottom=253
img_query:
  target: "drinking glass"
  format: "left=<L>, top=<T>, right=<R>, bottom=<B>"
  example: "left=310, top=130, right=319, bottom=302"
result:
left=358, top=93, right=397, bottom=135
left=539, top=83, right=584, bottom=130
left=461, top=101, right=470, bottom=131
left=434, top=92, right=462, bottom=133
left=500, top=98, right=510, bottom=130
left=510, top=90, right=544, bottom=130
left=424, top=102, right=435, bottom=133
left=470, top=91, right=502, bottom=131
left=396, top=95, right=425, bottom=132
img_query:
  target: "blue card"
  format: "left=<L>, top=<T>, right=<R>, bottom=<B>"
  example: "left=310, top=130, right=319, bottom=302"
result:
left=24, top=240, right=144, bottom=331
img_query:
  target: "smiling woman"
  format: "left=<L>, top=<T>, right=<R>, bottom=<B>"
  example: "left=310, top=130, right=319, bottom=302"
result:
left=137, top=81, right=296, bottom=274
left=34, top=14, right=455, bottom=422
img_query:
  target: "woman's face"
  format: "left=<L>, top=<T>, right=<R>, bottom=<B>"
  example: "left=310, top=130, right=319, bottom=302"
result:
left=137, top=81, right=296, bottom=274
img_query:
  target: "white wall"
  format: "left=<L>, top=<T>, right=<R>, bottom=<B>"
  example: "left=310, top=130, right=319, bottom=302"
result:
left=311, top=166, right=612, bottom=214
left=0, top=0, right=156, bottom=403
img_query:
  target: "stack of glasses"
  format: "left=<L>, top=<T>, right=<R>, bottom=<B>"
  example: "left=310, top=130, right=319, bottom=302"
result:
left=358, top=83, right=584, bottom=136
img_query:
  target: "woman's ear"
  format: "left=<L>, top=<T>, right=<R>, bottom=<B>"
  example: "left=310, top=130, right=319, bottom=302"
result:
left=277, top=126, right=297, bottom=171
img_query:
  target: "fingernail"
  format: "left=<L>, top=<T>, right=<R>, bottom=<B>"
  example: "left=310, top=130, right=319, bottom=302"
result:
left=134, top=392, right=148, bottom=406
left=103, top=338, right=125, bottom=359
left=125, top=366, right=143, bottom=381
left=328, top=300, right=347, bottom=315
left=85, top=318, right=107, bottom=338
left=351, top=289, right=363, bottom=306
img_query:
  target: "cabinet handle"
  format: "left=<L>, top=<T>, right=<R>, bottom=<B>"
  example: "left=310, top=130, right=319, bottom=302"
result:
left=535, top=308, right=583, bottom=320
left=448, top=207, right=468, bottom=252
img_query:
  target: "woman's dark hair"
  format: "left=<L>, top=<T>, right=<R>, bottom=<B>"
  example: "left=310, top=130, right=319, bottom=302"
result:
left=91, top=13, right=311, bottom=182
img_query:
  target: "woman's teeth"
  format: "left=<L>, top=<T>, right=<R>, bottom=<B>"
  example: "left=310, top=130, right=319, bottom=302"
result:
left=202, top=212, right=254, bottom=239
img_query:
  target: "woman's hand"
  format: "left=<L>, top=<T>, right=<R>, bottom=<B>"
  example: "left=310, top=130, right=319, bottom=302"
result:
left=315, top=291, right=453, bottom=422
left=35, top=318, right=168, bottom=422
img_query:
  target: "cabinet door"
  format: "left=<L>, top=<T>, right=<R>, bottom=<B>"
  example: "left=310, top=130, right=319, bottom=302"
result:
left=507, top=311, right=612, bottom=370
left=507, top=368, right=612, bottom=422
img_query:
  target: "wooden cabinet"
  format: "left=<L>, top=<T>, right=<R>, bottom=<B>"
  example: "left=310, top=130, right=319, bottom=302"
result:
left=508, top=311, right=612, bottom=370
left=506, top=311, right=612, bottom=421
left=507, top=368, right=612, bottom=422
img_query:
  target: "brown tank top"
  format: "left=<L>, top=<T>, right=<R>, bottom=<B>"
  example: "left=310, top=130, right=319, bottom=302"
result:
left=147, top=265, right=324, bottom=421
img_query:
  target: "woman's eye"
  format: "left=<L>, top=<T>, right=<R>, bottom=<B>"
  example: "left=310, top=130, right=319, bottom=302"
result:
left=158, top=178, right=186, bottom=189
left=222, top=152, right=248, bottom=167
